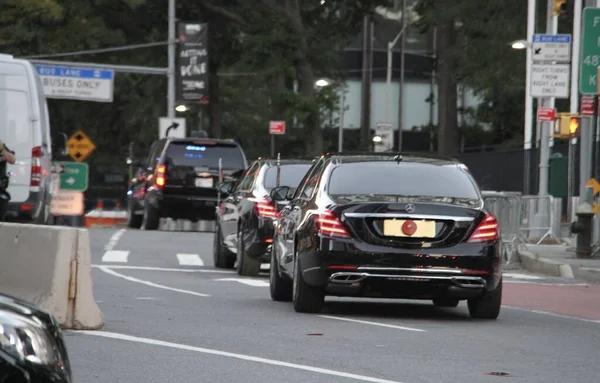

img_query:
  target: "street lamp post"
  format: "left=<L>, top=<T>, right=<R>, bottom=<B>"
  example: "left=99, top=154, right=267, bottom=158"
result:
left=167, top=0, right=176, bottom=119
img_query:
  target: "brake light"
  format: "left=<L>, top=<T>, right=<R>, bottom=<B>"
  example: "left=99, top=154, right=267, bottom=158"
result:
left=317, top=209, right=350, bottom=238
left=155, top=165, right=166, bottom=189
left=256, top=198, right=276, bottom=218
left=30, top=146, right=42, bottom=190
left=467, top=215, right=499, bottom=243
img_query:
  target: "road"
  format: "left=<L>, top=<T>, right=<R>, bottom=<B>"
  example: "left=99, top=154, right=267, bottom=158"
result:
left=65, top=227, right=600, bottom=383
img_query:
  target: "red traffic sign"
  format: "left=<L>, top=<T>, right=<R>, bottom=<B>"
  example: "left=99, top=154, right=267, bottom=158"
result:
left=536, top=107, right=556, bottom=122
left=269, top=121, right=285, bottom=135
left=581, top=96, right=595, bottom=117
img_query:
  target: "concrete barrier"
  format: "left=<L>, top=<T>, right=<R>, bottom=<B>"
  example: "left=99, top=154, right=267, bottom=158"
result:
left=85, top=209, right=127, bottom=228
left=0, top=223, right=104, bottom=330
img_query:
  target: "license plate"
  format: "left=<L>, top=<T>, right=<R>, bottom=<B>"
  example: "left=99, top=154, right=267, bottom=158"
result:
left=195, top=178, right=213, bottom=188
left=383, top=219, right=436, bottom=238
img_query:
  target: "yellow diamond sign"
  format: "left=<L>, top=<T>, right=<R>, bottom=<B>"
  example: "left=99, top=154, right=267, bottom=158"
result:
left=67, top=130, right=96, bottom=162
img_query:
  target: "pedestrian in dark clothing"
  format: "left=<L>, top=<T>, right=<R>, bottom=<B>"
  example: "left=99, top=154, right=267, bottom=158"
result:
left=0, top=140, right=16, bottom=221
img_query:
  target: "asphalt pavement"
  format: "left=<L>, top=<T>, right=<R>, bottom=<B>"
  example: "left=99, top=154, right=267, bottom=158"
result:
left=65, top=227, right=600, bottom=383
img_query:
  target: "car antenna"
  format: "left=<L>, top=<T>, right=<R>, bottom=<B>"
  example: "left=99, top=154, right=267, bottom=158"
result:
left=394, top=153, right=403, bottom=164
left=276, top=152, right=281, bottom=187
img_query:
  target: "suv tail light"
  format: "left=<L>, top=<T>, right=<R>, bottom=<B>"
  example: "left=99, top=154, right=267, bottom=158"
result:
left=256, top=198, right=277, bottom=218
left=154, top=165, right=166, bottom=189
left=467, top=215, right=499, bottom=243
left=30, top=146, right=42, bottom=191
left=317, top=209, right=350, bottom=238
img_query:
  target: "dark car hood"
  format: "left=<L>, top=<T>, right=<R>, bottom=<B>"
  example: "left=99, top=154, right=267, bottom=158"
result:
left=330, top=194, right=482, bottom=208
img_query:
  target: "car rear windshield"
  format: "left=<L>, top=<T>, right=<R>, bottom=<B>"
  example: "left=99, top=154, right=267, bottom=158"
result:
left=264, top=164, right=312, bottom=189
left=164, top=142, right=246, bottom=170
left=327, top=162, right=480, bottom=200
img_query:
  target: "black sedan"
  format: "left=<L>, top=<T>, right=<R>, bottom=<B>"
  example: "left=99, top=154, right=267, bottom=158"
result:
left=213, top=158, right=314, bottom=276
left=268, top=153, right=503, bottom=319
left=0, top=293, right=72, bottom=382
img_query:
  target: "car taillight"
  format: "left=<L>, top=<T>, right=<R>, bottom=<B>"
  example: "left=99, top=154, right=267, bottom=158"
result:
left=154, top=165, right=166, bottom=189
left=256, top=198, right=277, bottom=218
left=467, top=215, right=499, bottom=243
left=30, top=146, right=42, bottom=190
left=317, top=209, right=350, bottom=238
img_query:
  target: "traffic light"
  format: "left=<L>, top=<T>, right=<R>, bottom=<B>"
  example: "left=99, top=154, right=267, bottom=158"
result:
left=555, top=113, right=580, bottom=137
left=553, top=0, right=567, bottom=15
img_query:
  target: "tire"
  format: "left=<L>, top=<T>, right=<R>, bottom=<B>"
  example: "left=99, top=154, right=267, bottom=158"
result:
left=433, top=299, right=460, bottom=307
left=127, top=200, right=143, bottom=229
left=292, top=250, right=324, bottom=313
left=142, top=202, right=160, bottom=230
left=236, top=229, right=261, bottom=276
left=269, top=244, right=292, bottom=301
left=467, top=278, right=502, bottom=319
left=213, top=225, right=235, bottom=269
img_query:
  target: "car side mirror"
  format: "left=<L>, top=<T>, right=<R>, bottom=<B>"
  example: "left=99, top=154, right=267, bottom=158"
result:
left=218, top=181, right=233, bottom=195
left=270, top=186, right=291, bottom=201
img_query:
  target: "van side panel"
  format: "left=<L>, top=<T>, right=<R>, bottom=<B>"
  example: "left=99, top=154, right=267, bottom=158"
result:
left=0, top=62, right=34, bottom=203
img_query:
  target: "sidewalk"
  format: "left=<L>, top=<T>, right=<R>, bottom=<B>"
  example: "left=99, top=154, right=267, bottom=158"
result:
left=517, top=243, right=600, bottom=284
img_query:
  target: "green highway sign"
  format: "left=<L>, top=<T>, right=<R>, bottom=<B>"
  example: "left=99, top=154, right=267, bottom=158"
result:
left=580, top=7, right=600, bottom=94
left=58, top=162, right=88, bottom=192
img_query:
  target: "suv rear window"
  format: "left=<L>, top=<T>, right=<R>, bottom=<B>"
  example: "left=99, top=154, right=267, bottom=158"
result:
left=165, top=141, right=246, bottom=169
left=264, top=164, right=312, bottom=189
left=328, top=162, right=480, bottom=199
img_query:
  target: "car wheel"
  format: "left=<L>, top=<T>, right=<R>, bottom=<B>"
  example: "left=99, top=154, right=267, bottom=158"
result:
left=269, top=244, right=292, bottom=302
left=127, top=200, right=143, bottom=229
left=142, top=202, right=160, bottom=230
left=292, top=249, right=324, bottom=313
left=213, top=225, right=235, bottom=269
left=236, top=229, right=260, bottom=276
left=433, top=299, right=460, bottom=307
left=467, top=278, right=502, bottom=319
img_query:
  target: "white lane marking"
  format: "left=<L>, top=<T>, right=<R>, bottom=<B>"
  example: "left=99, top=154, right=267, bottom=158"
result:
left=503, top=273, right=542, bottom=280
left=136, top=297, right=156, bottom=300
left=78, top=330, right=406, bottom=383
left=214, top=278, right=270, bottom=287
left=176, top=253, right=204, bottom=267
left=504, top=306, right=600, bottom=324
left=101, top=250, right=130, bottom=263
left=504, top=280, right=589, bottom=286
left=104, top=228, right=126, bottom=251
left=91, top=265, right=236, bottom=274
left=96, top=266, right=211, bottom=297
left=318, top=315, right=426, bottom=332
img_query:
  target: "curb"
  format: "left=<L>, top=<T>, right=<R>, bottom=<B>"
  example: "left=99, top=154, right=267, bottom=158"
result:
left=517, top=249, right=574, bottom=279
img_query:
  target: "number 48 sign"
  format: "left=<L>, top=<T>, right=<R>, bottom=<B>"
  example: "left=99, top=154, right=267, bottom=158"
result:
left=580, top=8, right=600, bottom=94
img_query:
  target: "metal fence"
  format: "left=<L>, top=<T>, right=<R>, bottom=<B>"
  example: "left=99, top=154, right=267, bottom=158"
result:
left=482, top=192, right=563, bottom=265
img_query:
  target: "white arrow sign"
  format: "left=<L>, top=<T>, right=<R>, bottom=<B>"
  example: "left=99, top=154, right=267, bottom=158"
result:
left=66, top=177, right=75, bottom=185
left=214, top=278, right=269, bottom=287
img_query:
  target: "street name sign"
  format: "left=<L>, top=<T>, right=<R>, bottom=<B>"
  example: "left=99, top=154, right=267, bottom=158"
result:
left=531, top=64, right=570, bottom=98
left=35, top=65, right=114, bottom=102
left=67, top=130, right=97, bottom=162
left=532, top=34, right=571, bottom=62
left=58, top=162, right=88, bottom=192
left=580, top=8, right=600, bottom=94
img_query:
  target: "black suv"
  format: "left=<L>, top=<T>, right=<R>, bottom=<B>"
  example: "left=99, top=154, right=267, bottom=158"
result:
left=126, top=137, right=248, bottom=230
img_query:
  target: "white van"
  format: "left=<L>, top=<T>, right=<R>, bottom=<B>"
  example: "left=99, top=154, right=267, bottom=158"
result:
left=0, top=54, right=63, bottom=224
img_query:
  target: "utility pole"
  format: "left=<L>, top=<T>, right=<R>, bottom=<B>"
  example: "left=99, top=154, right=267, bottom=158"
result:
left=397, top=0, right=407, bottom=152
left=360, top=15, right=373, bottom=150
left=524, top=0, right=536, bottom=194
left=167, top=0, right=176, bottom=119
left=579, top=0, right=596, bottom=198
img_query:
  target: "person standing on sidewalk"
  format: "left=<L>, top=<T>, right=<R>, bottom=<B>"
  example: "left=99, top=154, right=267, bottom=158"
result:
left=0, top=139, right=16, bottom=221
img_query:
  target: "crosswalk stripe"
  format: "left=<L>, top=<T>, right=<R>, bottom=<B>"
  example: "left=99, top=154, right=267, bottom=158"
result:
left=102, top=250, right=130, bottom=263
left=176, top=253, right=204, bottom=267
